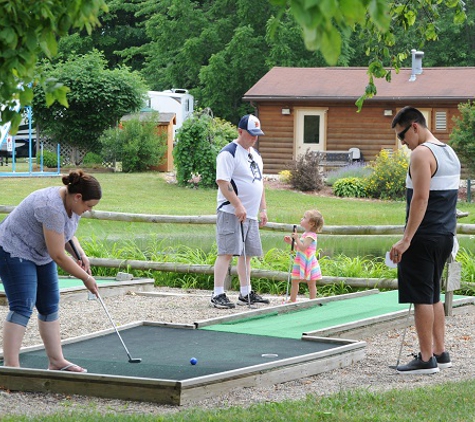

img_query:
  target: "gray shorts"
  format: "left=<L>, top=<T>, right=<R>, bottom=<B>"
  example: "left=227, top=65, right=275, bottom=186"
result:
left=216, top=211, right=263, bottom=257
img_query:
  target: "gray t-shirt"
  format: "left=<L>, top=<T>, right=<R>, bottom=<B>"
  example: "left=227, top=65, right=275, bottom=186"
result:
left=0, top=187, right=80, bottom=265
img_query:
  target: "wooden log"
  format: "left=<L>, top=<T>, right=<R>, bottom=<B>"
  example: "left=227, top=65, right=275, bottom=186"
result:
left=0, top=206, right=473, bottom=235
left=88, top=257, right=398, bottom=289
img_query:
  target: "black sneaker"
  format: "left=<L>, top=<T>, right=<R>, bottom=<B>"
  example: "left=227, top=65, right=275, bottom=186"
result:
left=237, top=291, right=270, bottom=306
left=434, top=351, right=452, bottom=369
left=396, top=353, right=440, bottom=375
left=210, top=293, right=235, bottom=309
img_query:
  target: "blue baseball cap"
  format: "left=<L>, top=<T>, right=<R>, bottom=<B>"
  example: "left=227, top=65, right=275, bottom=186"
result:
left=238, top=114, right=265, bottom=136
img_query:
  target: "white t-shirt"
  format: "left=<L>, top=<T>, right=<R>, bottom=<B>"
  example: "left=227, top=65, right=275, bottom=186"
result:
left=216, top=140, right=264, bottom=220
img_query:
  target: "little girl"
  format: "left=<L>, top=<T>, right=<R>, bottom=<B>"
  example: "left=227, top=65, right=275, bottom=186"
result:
left=283, top=209, right=324, bottom=303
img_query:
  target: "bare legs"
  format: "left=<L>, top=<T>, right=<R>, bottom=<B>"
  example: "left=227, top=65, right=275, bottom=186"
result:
left=2, top=321, right=26, bottom=367
left=289, top=280, right=317, bottom=303
left=414, top=302, right=446, bottom=362
left=214, top=254, right=251, bottom=291
left=3, top=319, right=83, bottom=371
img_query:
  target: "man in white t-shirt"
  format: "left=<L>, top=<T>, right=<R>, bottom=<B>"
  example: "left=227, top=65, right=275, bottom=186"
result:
left=211, top=114, right=270, bottom=309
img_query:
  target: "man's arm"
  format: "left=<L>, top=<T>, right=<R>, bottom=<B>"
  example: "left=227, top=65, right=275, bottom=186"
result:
left=259, top=189, right=268, bottom=227
left=216, top=179, right=247, bottom=221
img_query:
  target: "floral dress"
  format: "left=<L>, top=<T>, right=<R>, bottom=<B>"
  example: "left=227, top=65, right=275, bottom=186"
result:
left=291, top=231, right=322, bottom=281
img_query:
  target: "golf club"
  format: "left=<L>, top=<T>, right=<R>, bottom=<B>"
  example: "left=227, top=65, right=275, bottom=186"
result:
left=240, top=221, right=254, bottom=309
left=68, top=240, right=142, bottom=363
left=389, top=302, right=412, bottom=370
left=284, top=225, right=297, bottom=303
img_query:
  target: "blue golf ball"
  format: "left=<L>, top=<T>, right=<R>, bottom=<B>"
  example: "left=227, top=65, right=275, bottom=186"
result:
left=190, top=357, right=198, bottom=365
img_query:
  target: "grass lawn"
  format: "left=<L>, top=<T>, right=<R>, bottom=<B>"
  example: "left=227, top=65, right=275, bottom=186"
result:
left=2, top=171, right=475, bottom=222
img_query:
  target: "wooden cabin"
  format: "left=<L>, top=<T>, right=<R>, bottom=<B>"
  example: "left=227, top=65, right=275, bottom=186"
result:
left=243, top=63, right=475, bottom=174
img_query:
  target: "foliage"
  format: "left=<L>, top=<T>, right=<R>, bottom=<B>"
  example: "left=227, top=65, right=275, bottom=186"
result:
left=0, top=0, right=108, bottom=132
left=99, top=112, right=166, bottom=172
left=365, top=149, right=409, bottom=200
left=32, top=50, right=147, bottom=160
left=288, top=149, right=325, bottom=192
left=37, top=150, right=60, bottom=168
left=39, top=0, right=474, bottom=126
left=173, top=110, right=235, bottom=189
left=332, top=177, right=367, bottom=198
left=450, top=101, right=475, bottom=178
left=325, top=163, right=372, bottom=186
left=82, top=152, right=103, bottom=165
left=278, top=170, right=292, bottom=183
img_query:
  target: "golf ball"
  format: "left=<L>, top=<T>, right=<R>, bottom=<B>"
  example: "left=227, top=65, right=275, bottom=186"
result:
left=190, top=357, right=197, bottom=365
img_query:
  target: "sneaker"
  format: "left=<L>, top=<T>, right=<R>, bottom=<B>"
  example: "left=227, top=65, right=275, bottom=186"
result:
left=434, top=351, right=452, bottom=369
left=210, top=293, right=235, bottom=309
left=396, top=353, right=440, bottom=375
left=237, top=291, right=270, bottom=306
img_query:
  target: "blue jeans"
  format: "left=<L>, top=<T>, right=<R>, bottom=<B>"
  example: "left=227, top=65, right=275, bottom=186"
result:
left=0, top=246, right=59, bottom=326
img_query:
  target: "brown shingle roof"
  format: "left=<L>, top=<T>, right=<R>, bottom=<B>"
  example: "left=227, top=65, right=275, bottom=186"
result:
left=243, top=67, right=475, bottom=101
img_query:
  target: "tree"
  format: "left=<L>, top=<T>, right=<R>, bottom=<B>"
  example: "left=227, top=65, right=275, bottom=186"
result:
left=32, top=50, right=147, bottom=162
left=0, top=0, right=108, bottom=131
left=450, top=101, right=475, bottom=178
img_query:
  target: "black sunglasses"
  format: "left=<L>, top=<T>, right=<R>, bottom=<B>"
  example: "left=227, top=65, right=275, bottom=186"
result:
left=397, top=123, right=413, bottom=141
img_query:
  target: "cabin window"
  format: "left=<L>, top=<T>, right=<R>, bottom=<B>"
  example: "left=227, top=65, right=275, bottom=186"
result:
left=434, top=111, right=447, bottom=132
left=303, top=115, right=321, bottom=144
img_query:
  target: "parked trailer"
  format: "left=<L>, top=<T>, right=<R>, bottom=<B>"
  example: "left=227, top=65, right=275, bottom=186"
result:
left=146, top=89, right=194, bottom=138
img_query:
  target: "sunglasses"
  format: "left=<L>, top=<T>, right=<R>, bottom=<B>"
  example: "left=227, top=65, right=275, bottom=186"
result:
left=397, top=123, right=413, bottom=141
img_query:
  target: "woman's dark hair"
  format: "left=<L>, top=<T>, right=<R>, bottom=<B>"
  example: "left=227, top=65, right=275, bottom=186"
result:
left=62, top=170, right=102, bottom=201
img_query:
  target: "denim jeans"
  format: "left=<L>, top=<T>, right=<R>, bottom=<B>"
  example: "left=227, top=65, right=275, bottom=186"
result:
left=0, top=246, right=59, bottom=326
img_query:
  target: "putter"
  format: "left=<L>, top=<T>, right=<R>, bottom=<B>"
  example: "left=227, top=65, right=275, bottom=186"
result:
left=389, top=303, right=412, bottom=370
left=284, top=225, right=297, bottom=303
left=240, top=221, right=254, bottom=309
left=68, top=240, right=142, bottom=363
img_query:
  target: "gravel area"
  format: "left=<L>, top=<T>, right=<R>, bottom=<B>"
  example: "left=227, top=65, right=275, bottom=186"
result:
left=1, top=288, right=475, bottom=418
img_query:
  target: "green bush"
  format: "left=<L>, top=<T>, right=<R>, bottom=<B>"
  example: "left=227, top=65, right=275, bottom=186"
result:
left=173, top=110, right=235, bottom=188
left=82, top=152, right=103, bottom=165
left=37, top=150, right=60, bottom=168
left=288, top=149, right=325, bottom=192
left=100, top=112, right=167, bottom=172
left=333, top=177, right=367, bottom=198
left=365, top=149, right=409, bottom=200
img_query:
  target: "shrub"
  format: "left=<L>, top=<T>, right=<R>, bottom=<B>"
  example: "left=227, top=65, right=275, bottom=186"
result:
left=38, top=150, right=60, bottom=168
left=288, top=149, right=325, bottom=192
left=365, top=149, right=409, bottom=200
left=82, top=152, right=103, bottom=166
left=100, top=112, right=167, bottom=172
left=173, top=110, right=235, bottom=189
left=278, top=170, right=292, bottom=183
left=333, top=177, right=367, bottom=198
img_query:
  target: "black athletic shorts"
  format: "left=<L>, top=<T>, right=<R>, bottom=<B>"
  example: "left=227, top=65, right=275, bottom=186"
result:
left=398, top=234, right=454, bottom=304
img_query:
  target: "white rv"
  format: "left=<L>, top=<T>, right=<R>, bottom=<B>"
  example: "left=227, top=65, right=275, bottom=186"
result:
left=146, top=89, right=194, bottom=138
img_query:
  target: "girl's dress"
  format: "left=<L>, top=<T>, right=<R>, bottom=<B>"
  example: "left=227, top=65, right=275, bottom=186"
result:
left=291, top=231, right=322, bottom=281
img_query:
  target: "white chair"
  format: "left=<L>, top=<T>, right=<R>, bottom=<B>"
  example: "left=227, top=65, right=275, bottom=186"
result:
left=349, top=147, right=361, bottom=162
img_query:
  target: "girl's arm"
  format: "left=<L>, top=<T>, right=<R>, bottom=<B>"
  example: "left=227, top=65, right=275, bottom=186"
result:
left=292, top=233, right=314, bottom=252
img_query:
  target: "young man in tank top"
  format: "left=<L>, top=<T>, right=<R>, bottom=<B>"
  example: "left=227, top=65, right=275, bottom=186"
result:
left=389, top=106, right=460, bottom=374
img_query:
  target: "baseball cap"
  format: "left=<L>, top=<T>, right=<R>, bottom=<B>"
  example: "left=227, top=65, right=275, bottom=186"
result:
left=238, top=114, right=265, bottom=136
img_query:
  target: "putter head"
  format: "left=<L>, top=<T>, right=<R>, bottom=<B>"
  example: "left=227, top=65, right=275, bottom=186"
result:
left=129, top=358, right=142, bottom=363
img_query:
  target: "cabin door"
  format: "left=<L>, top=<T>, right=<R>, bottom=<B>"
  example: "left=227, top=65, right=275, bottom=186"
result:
left=294, top=108, right=328, bottom=158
